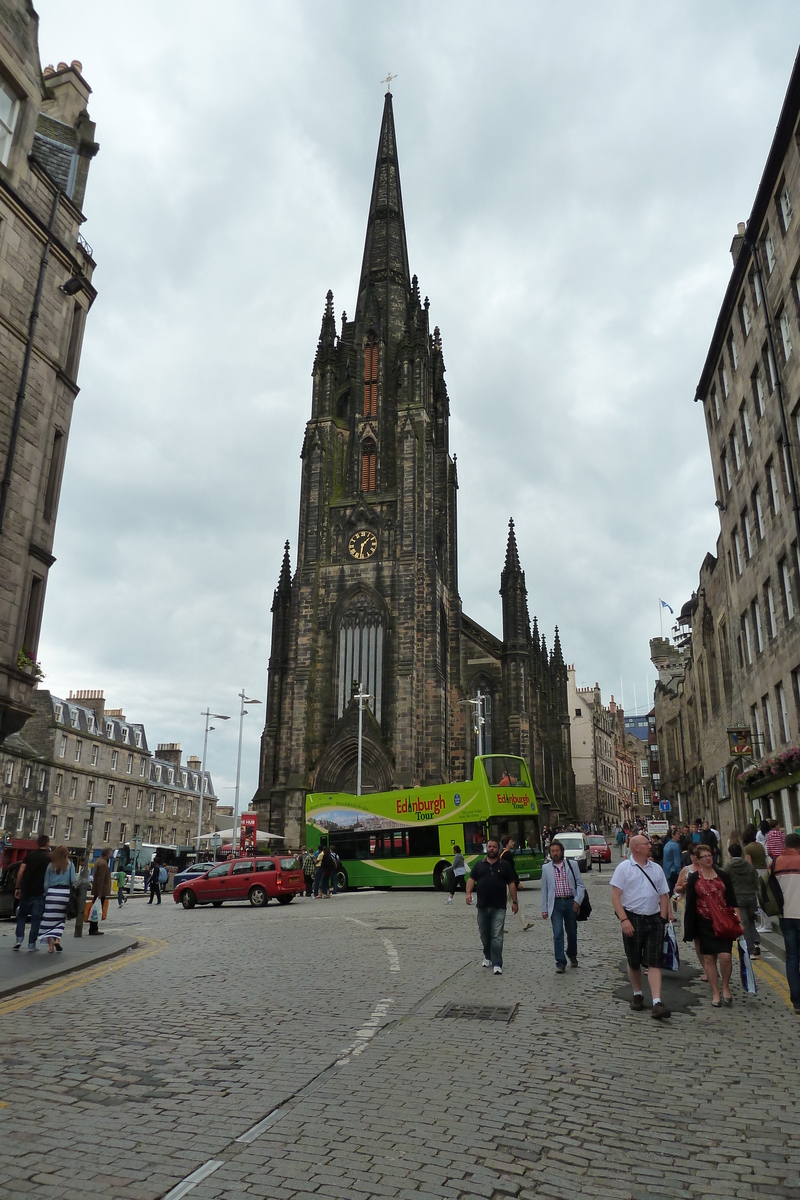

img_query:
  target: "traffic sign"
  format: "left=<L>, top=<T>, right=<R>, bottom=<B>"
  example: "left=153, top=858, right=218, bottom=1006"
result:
left=659, top=800, right=671, bottom=813
left=211, top=833, right=222, bottom=846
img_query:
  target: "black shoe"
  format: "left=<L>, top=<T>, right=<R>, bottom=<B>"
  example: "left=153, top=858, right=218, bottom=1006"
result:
left=556, top=963, right=566, bottom=974
left=569, top=958, right=578, bottom=968
left=630, top=994, right=644, bottom=1011
left=12, top=942, right=21, bottom=950
left=651, top=1001, right=671, bottom=1019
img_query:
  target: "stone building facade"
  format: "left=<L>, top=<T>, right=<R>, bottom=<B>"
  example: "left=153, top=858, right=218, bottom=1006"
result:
left=0, top=689, right=217, bottom=851
left=255, top=93, right=575, bottom=845
left=0, top=4, right=98, bottom=743
left=566, top=670, right=619, bottom=828
left=652, top=50, right=800, bottom=844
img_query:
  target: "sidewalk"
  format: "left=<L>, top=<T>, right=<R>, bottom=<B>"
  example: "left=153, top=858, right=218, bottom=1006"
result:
left=0, top=922, right=138, bottom=998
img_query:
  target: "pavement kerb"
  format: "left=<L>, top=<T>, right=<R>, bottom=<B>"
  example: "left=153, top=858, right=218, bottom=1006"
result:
left=0, top=933, right=139, bottom=999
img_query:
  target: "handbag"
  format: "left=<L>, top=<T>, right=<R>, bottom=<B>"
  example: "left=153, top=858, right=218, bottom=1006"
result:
left=567, top=861, right=592, bottom=921
left=66, top=884, right=79, bottom=919
left=704, top=885, right=744, bottom=940
left=661, top=921, right=680, bottom=972
left=738, top=936, right=757, bottom=994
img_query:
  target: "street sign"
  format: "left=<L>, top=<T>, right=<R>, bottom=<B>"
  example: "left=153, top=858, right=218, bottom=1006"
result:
left=659, top=800, right=671, bottom=813
left=132, top=837, right=142, bottom=851
left=647, top=819, right=669, bottom=836
left=211, top=833, right=222, bottom=847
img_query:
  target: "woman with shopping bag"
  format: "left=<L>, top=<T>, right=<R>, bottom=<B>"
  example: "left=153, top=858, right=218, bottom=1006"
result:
left=684, top=845, right=743, bottom=1007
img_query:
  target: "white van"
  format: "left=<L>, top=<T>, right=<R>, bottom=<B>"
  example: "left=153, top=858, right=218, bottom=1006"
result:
left=550, top=832, right=592, bottom=872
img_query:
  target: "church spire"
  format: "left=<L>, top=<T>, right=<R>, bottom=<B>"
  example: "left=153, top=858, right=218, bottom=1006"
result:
left=273, top=540, right=292, bottom=610
left=501, top=517, right=522, bottom=585
left=355, top=91, right=411, bottom=344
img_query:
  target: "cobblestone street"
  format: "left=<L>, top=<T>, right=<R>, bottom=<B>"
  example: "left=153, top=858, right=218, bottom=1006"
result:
left=1, top=869, right=798, bottom=1200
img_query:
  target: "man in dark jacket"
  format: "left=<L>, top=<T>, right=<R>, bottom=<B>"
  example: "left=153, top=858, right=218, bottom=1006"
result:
left=90, top=848, right=112, bottom=935
left=726, top=844, right=761, bottom=956
left=13, top=834, right=51, bottom=950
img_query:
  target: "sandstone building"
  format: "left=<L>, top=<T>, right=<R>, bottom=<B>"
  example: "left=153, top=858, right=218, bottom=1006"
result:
left=567, top=670, right=618, bottom=827
left=0, top=689, right=217, bottom=851
left=255, top=94, right=575, bottom=844
left=652, top=49, right=800, bottom=843
left=0, top=7, right=99, bottom=744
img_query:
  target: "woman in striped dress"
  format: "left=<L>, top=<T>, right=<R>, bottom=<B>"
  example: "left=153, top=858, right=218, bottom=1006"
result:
left=39, top=845, right=77, bottom=952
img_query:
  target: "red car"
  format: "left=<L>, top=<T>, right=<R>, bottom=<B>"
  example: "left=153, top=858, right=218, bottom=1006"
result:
left=173, top=856, right=304, bottom=909
left=587, top=835, right=611, bottom=863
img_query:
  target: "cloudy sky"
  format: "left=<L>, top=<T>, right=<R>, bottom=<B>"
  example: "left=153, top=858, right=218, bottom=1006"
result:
left=33, top=1, right=800, bottom=805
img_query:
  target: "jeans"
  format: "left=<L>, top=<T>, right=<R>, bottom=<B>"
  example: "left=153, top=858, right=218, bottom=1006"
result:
left=739, top=897, right=759, bottom=956
left=779, top=917, right=800, bottom=1008
left=476, top=905, right=506, bottom=967
left=551, top=896, right=578, bottom=965
left=313, top=866, right=323, bottom=896
left=15, top=894, right=45, bottom=945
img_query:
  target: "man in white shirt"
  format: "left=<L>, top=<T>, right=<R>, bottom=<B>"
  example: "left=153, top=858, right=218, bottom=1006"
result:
left=610, top=835, right=672, bottom=1020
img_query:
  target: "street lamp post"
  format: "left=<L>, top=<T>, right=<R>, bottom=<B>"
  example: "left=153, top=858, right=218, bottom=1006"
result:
left=233, top=690, right=261, bottom=856
left=74, top=800, right=102, bottom=937
left=355, top=686, right=373, bottom=797
left=196, top=709, right=230, bottom=856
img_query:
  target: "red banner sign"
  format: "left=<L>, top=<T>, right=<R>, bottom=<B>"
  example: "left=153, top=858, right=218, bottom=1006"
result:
left=240, top=812, right=257, bottom=854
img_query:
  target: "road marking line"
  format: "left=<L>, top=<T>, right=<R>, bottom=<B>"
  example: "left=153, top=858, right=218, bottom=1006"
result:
left=0, top=938, right=167, bottom=1017
left=382, top=936, right=400, bottom=971
left=753, top=957, right=793, bottom=1010
left=161, top=1158, right=223, bottom=1200
left=236, top=1106, right=289, bottom=1143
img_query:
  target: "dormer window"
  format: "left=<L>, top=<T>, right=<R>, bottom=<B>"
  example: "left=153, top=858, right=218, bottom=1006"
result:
left=105, top=721, right=114, bottom=738
left=122, top=727, right=130, bottom=744
left=70, top=709, right=79, bottom=728
left=363, top=332, right=378, bottom=418
left=0, top=79, right=19, bottom=167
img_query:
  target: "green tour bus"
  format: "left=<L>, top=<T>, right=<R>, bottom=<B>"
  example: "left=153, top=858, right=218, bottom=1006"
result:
left=305, top=754, right=542, bottom=890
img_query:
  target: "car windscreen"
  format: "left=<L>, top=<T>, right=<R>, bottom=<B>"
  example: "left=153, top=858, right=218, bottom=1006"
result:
left=554, top=835, right=583, bottom=849
left=279, top=857, right=300, bottom=870
left=587, top=837, right=606, bottom=845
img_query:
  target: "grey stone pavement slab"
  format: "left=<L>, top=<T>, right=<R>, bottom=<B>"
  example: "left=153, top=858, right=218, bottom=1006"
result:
left=0, top=865, right=798, bottom=1200
left=0, top=917, right=138, bottom=996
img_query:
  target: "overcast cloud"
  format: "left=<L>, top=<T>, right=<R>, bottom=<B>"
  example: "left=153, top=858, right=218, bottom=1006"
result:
left=32, top=1, right=800, bottom=803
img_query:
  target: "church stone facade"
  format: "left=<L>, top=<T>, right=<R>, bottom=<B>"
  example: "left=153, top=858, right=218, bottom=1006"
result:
left=255, top=94, right=575, bottom=845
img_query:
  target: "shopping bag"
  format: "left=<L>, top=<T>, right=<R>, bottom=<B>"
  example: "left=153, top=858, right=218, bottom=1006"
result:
left=755, top=906, right=772, bottom=934
left=738, top=936, right=757, bottom=995
left=661, top=921, right=680, bottom=972
left=88, top=897, right=102, bottom=925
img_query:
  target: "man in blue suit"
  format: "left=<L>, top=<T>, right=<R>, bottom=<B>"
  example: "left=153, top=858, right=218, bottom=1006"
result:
left=541, top=839, right=586, bottom=973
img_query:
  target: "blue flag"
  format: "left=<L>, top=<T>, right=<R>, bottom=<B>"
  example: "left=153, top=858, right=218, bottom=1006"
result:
left=660, top=599, right=674, bottom=615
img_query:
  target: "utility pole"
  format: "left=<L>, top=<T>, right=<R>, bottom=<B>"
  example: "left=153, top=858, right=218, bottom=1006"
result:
left=74, top=801, right=101, bottom=937
left=196, top=709, right=230, bottom=855
left=355, top=686, right=373, bottom=796
left=232, top=690, right=261, bottom=855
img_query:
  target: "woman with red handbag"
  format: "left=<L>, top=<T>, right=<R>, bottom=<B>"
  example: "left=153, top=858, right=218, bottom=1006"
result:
left=683, top=845, right=743, bottom=1007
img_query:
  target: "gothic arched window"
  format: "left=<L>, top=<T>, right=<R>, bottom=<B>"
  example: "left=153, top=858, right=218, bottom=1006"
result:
left=336, top=595, right=384, bottom=723
left=361, top=438, right=376, bottom=492
left=363, top=332, right=378, bottom=418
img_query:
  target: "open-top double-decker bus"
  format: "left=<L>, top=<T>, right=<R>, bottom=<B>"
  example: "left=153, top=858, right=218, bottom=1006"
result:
left=305, top=754, right=542, bottom=890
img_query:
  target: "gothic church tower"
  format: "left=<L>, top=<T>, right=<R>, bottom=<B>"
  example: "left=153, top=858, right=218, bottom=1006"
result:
left=255, top=93, right=461, bottom=845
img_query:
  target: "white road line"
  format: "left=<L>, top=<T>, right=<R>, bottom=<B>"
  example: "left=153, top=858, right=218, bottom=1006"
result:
left=336, top=997, right=394, bottom=1064
left=162, top=1158, right=224, bottom=1200
left=236, top=1106, right=288, bottom=1144
left=382, top=936, right=400, bottom=971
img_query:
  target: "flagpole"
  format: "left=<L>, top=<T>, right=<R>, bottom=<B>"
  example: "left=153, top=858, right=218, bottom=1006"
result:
left=659, top=599, right=663, bottom=637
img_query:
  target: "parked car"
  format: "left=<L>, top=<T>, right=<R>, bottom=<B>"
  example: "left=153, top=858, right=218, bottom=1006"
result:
left=173, top=856, right=305, bottom=909
left=551, top=832, right=592, bottom=872
left=587, top=835, right=611, bottom=864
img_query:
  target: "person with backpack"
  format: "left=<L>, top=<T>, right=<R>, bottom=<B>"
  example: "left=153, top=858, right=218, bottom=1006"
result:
left=540, top=839, right=586, bottom=974
left=148, top=859, right=164, bottom=905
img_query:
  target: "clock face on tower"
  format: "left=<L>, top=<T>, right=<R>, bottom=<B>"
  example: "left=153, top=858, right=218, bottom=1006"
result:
left=348, top=530, right=378, bottom=561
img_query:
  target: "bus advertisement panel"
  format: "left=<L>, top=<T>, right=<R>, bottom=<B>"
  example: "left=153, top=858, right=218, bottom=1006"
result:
left=305, top=754, right=542, bottom=890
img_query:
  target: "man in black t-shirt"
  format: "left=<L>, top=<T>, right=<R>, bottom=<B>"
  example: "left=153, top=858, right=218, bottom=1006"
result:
left=466, top=839, right=518, bottom=975
left=13, top=834, right=51, bottom=951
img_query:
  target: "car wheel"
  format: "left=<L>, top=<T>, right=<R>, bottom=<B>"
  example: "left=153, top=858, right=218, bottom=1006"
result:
left=212, top=901, right=223, bottom=907
left=277, top=895, right=294, bottom=905
left=181, top=890, right=196, bottom=909
left=433, top=861, right=452, bottom=891
left=249, top=886, right=268, bottom=907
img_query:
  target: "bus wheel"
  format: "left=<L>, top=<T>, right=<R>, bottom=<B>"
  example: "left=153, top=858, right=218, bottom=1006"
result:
left=433, top=861, right=451, bottom=891
left=335, top=868, right=348, bottom=892
left=181, top=890, right=196, bottom=909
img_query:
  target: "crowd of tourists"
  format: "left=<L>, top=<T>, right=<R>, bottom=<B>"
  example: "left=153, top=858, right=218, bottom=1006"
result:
left=12, top=835, right=113, bottom=950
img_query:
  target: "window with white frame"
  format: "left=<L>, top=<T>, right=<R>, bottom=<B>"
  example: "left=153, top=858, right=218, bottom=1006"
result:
left=783, top=441, right=793, bottom=496
left=721, top=364, right=730, bottom=397
left=149, top=793, right=155, bottom=812
left=111, top=750, right=118, bottom=771
left=65, top=816, right=73, bottom=840
left=752, top=269, right=763, bottom=307
left=53, top=702, right=63, bottom=723
left=160, top=794, right=166, bottom=814
left=763, top=694, right=776, bottom=751
left=734, top=529, right=743, bottom=575
left=172, top=796, right=178, bottom=815
left=766, top=581, right=778, bottom=638
left=766, top=343, right=778, bottom=390
left=122, top=726, right=130, bottom=744
left=780, top=184, right=793, bottom=231
left=54, top=772, right=62, bottom=796
left=107, top=783, right=114, bottom=805
left=86, top=714, right=95, bottom=734
left=187, top=799, right=192, bottom=819
left=769, top=462, right=781, bottom=514
left=126, top=754, right=133, bottom=774
left=780, top=309, right=793, bottom=360
left=742, top=509, right=753, bottom=558
left=70, top=708, right=78, bottom=728
left=728, top=334, right=738, bottom=371
left=69, top=776, right=77, bottom=800
left=754, top=487, right=765, bottom=538
left=723, top=451, right=732, bottom=492
left=59, top=735, right=67, bottom=758
left=91, top=743, right=99, bottom=766
left=136, top=790, right=143, bottom=809
left=74, top=739, right=82, bottom=763
left=106, top=721, right=113, bottom=738
left=38, top=770, right=45, bottom=793
left=741, top=403, right=751, bottom=447
left=766, top=232, right=776, bottom=273
left=49, top=814, right=57, bottom=839
left=168, top=768, right=174, bottom=784
left=146, top=825, right=153, bottom=841
left=0, top=802, right=7, bottom=830
left=742, top=611, right=753, bottom=664
left=713, top=390, right=720, bottom=420
left=752, top=371, right=765, bottom=417
left=122, top=787, right=129, bottom=808
left=120, top=822, right=127, bottom=841
left=777, top=681, right=791, bottom=741
left=4, top=761, right=12, bottom=786
left=139, top=759, right=146, bottom=777
left=31, top=809, right=40, bottom=834
left=752, top=598, right=763, bottom=652
left=740, top=296, right=751, bottom=337
left=16, top=806, right=26, bottom=832
left=640, top=759, right=649, bottom=777
left=732, top=428, right=741, bottom=470
left=103, top=821, right=111, bottom=842
left=134, top=729, right=142, bottom=748
left=783, top=558, right=795, bottom=620
left=22, top=765, right=31, bottom=788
